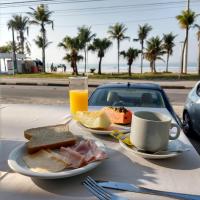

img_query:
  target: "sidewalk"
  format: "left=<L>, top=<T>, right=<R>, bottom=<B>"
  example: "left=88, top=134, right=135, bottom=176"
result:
left=0, top=77, right=198, bottom=89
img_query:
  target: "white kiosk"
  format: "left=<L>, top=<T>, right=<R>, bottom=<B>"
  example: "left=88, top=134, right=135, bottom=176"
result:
left=0, top=53, right=25, bottom=74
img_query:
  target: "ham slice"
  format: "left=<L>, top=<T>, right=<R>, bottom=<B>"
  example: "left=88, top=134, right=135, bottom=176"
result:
left=88, top=140, right=108, bottom=161
left=60, top=139, right=107, bottom=168
left=60, top=147, right=85, bottom=168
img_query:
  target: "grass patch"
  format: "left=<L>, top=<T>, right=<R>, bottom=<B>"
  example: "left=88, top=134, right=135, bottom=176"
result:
left=0, top=72, right=200, bottom=80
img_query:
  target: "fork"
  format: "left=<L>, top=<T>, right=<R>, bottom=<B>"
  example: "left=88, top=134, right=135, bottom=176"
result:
left=83, top=176, right=128, bottom=200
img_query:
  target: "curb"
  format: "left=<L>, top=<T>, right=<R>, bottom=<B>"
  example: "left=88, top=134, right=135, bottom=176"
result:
left=0, top=82, right=99, bottom=88
left=0, top=82, right=192, bottom=89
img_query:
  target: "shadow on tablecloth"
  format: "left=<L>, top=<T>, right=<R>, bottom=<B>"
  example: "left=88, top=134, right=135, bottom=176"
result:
left=0, top=139, right=24, bottom=173
left=32, top=148, right=156, bottom=198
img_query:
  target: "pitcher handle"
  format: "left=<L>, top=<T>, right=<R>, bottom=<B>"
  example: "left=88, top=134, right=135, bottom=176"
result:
left=169, top=123, right=180, bottom=140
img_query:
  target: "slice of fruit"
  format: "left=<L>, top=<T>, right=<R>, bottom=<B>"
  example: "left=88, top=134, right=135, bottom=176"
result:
left=102, top=107, right=132, bottom=124
left=74, top=111, right=111, bottom=129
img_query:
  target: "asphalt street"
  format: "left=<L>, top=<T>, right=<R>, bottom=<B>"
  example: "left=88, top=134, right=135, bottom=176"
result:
left=0, top=85, right=190, bottom=105
left=0, top=85, right=199, bottom=154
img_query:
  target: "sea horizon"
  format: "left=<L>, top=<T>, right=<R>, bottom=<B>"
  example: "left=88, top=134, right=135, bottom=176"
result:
left=47, top=62, right=198, bottom=74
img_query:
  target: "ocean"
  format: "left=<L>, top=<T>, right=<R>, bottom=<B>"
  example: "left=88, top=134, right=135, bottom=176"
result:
left=0, top=60, right=198, bottom=74
left=47, top=62, right=198, bottom=74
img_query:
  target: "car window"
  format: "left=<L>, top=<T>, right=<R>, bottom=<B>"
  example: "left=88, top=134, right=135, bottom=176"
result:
left=89, top=87, right=166, bottom=108
left=196, top=84, right=200, bottom=97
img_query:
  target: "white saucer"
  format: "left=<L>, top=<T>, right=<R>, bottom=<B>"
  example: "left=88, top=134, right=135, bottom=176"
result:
left=119, top=135, right=190, bottom=159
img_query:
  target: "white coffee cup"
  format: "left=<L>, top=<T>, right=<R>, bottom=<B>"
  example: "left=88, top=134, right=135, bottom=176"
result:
left=130, top=111, right=180, bottom=153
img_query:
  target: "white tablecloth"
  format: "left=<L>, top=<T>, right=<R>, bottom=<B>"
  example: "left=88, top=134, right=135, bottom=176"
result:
left=0, top=104, right=200, bottom=200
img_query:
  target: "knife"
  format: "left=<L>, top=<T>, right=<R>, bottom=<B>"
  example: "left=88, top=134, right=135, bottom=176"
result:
left=97, top=181, right=200, bottom=200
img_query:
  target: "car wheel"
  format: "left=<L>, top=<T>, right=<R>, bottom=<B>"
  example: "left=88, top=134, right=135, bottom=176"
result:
left=183, top=111, right=194, bottom=136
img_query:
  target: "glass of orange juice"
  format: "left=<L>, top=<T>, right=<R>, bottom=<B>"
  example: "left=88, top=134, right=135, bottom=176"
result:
left=69, top=77, right=88, bottom=115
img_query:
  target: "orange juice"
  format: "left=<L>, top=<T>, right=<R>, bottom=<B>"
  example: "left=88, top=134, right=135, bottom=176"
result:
left=69, top=89, right=88, bottom=114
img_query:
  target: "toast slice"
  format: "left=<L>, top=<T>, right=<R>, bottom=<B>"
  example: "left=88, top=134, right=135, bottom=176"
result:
left=24, top=124, right=76, bottom=154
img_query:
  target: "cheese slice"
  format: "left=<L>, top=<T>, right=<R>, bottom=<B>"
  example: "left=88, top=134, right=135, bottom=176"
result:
left=74, top=111, right=111, bottom=129
left=23, top=149, right=67, bottom=173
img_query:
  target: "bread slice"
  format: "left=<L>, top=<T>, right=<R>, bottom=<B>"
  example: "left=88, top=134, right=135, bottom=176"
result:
left=74, top=111, right=111, bottom=129
left=24, top=124, right=76, bottom=154
left=23, top=149, right=67, bottom=173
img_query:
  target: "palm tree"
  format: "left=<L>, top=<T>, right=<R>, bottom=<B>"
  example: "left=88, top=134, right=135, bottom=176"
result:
left=133, top=24, right=152, bottom=74
left=194, top=24, right=200, bottom=75
left=7, top=18, right=18, bottom=71
left=77, top=26, right=96, bottom=73
left=162, top=33, right=177, bottom=72
left=108, top=23, right=129, bottom=73
left=34, top=35, right=52, bottom=64
left=58, top=36, right=83, bottom=75
left=28, top=4, right=54, bottom=72
left=7, top=15, right=29, bottom=54
left=176, top=9, right=197, bottom=74
left=88, top=38, right=112, bottom=75
left=145, top=36, right=165, bottom=73
left=120, top=48, right=141, bottom=76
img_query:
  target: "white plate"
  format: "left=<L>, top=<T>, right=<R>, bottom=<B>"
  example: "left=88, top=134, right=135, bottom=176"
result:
left=76, top=121, right=130, bottom=135
left=8, top=140, right=106, bottom=179
left=119, top=136, right=189, bottom=159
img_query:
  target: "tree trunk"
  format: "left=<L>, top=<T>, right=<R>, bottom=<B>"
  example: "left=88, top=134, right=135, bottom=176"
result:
left=12, top=27, right=17, bottom=74
left=150, top=61, right=153, bottom=73
left=166, top=53, right=169, bottom=72
left=42, top=46, right=45, bottom=72
left=98, top=57, right=102, bottom=75
left=128, top=64, right=131, bottom=76
left=154, top=61, right=157, bottom=73
left=198, top=41, right=200, bottom=75
left=180, top=37, right=187, bottom=74
left=140, top=41, right=144, bottom=74
left=72, top=60, right=78, bottom=76
left=185, top=27, right=189, bottom=74
left=75, top=63, right=78, bottom=75
left=71, top=62, right=75, bottom=75
left=41, top=24, right=46, bottom=73
left=84, top=47, right=87, bottom=74
left=117, top=39, right=120, bottom=74
left=20, top=31, right=24, bottom=55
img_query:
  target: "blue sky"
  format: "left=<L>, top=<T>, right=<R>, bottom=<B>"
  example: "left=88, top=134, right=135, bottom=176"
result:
left=0, top=0, right=200, bottom=67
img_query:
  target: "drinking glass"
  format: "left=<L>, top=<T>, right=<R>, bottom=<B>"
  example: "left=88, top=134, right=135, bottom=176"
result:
left=69, top=77, right=88, bottom=115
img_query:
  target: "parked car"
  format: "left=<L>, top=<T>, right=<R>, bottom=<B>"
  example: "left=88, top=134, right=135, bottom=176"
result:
left=183, top=81, right=200, bottom=137
left=89, top=82, right=182, bottom=127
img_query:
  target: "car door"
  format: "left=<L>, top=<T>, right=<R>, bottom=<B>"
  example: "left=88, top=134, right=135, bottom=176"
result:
left=193, top=83, right=200, bottom=133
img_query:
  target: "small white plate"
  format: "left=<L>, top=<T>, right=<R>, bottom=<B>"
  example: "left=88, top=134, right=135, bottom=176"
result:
left=8, top=140, right=106, bottom=179
left=119, top=136, right=189, bottom=159
left=76, top=121, right=130, bottom=135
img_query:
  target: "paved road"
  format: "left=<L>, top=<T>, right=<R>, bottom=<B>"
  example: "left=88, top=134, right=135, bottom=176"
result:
left=0, top=85, right=190, bottom=105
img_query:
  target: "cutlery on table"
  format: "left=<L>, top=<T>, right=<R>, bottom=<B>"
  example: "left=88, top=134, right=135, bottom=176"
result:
left=83, top=176, right=129, bottom=200
left=97, top=180, right=200, bottom=200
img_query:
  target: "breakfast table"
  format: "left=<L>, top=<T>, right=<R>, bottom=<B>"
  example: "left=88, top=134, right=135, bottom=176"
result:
left=0, top=104, right=200, bottom=200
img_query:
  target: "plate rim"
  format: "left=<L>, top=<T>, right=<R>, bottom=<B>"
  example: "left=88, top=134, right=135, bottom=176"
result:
left=76, top=121, right=130, bottom=135
left=119, top=139, right=182, bottom=159
left=8, top=140, right=106, bottom=179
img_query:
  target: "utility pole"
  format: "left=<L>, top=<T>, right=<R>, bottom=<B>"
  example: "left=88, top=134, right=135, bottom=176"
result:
left=185, top=0, right=190, bottom=74
left=12, top=27, right=17, bottom=75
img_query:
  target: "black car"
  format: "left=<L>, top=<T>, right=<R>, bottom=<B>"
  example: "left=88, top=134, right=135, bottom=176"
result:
left=89, top=82, right=181, bottom=127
